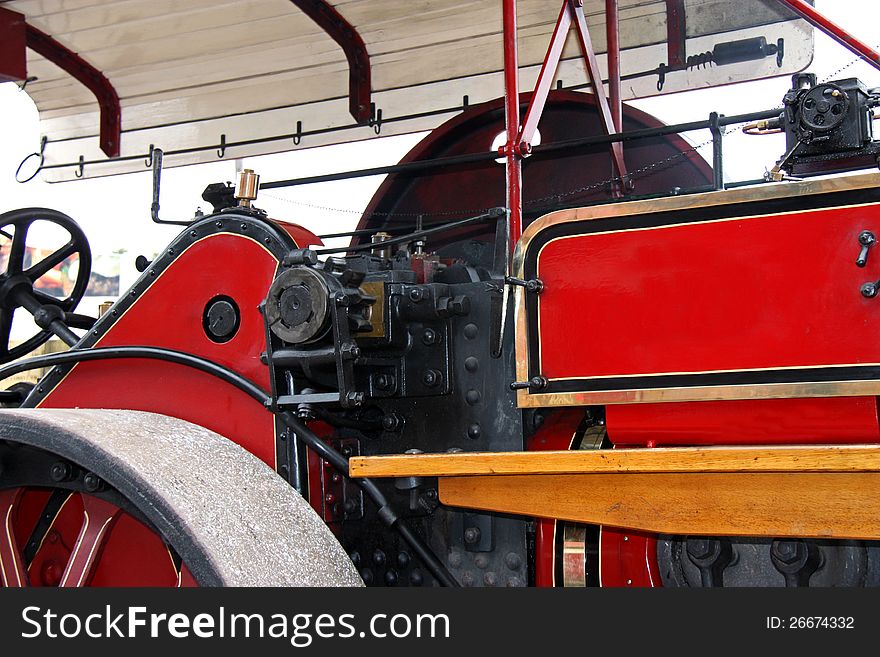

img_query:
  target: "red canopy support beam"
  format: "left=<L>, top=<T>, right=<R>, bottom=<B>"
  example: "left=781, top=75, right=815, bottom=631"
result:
left=605, top=0, right=621, bottom=132
left=290, top=0, right=372, bottom=124
left=502, top=0, right=523, bottom=258
left=0, top=8, right=27, bottom=82
left=665, top=0, right=686, bottom=70
left=776, top=0, right=880, bottom=71
left=25, top=25, right=121, bottom=158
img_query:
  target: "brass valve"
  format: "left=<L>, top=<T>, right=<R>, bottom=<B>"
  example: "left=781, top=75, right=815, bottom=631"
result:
left=235, top=168, right=260, bottom=208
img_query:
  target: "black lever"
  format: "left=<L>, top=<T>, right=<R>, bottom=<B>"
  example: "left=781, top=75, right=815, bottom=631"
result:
left=857, top=230, right=876, bottom=267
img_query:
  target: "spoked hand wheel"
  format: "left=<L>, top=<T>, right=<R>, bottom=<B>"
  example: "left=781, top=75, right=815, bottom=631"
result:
left=0, top=208, right=91, bottom=363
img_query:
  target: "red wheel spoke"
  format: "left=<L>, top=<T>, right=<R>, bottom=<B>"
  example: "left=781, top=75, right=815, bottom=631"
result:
left=25, top=240, right=77, bottom=281
left=0, top=489, right=28, bottom=587
left=58, top=496, right=121, bottom=588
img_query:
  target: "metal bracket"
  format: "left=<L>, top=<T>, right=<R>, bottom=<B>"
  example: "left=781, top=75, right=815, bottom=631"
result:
left=504, top=276, right=544, bottom=293
left=369, top=103, right=383, bottom=135
left=509, top=376, right=549, bottom=391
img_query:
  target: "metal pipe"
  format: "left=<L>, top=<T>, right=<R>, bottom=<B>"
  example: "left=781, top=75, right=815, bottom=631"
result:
left=709, top=111, right=724, bottom=190
left=316, top=207, right=504, bottom=255
left=261, top=150, right=497, bottom=190
left=260, top=108, right=778, bottom=190
left=776, top=0, right=880, bottom=71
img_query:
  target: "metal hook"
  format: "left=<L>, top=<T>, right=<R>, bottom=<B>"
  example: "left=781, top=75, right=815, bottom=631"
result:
left=369, top=103, right=383, bottom=135
left=293, top=121, right=303, bottom=146
left=462, top=95, right=469, bottom=110
left=656, top=63, right=667, bottom=92
left=217, top=134, right=227, bottom=158
left=145, top=144, right=155, bottom=168
left=15, top=136, right=47, bottom=184
left=74, top=155, right=85, bottom=178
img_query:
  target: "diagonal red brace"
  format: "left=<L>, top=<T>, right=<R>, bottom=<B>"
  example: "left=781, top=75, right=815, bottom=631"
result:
left=776, top=0, right=880, bottom=71
left=519, top=0, right=627, bottom=190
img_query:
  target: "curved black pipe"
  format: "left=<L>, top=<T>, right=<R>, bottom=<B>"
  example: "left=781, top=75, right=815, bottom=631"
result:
left=0, top=345, right=460, bottom=587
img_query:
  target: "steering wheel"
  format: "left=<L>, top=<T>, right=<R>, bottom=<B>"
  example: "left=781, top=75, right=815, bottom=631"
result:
left=0, top=208, right=91, bottom=363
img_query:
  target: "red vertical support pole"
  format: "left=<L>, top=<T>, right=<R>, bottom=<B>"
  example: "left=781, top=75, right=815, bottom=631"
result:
left=605, top=0, right=622, bottom=132
left=502, top=0, right=522, bottom=260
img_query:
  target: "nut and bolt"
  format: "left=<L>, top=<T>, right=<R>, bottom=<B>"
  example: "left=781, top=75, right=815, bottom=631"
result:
left=421, top=328, right=439, bottom=346
left=422, top=369, right=442, bottom=388
left=463, top=527, right=481, bottom=545
left=374, top=373, right=395, bottom=391
left=381, top=413, right=404, bottom=432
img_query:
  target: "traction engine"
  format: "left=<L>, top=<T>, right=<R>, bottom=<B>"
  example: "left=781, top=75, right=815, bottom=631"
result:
left=3, top=70, right=880, bottom=588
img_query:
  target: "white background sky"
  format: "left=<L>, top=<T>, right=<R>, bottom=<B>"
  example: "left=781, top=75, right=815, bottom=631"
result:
left=0, top=0, right=877, bottom=303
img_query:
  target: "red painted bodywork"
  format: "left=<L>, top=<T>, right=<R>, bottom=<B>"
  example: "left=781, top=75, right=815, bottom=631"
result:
left=39, top=232, right=280, bottom=466
left=538, top=203, right=880, bottom=379
left=526, top=409, right=586, bottom=587
left=599, top=529, right=661, bottom=587
left=608, top=396, right=880, bottom=446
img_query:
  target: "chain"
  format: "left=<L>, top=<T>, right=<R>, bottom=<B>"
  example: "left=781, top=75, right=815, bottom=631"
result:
left=263, top=46, right=880, bottom=220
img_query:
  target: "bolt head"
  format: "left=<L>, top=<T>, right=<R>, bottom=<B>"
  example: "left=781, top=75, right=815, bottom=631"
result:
left=463, top=527, right=481, bottom=544
left=862, top=282, right=878, bottom=298
left=422, top=369, right=442, bottom=387
left=771, top=539, right=805, bottom=566
left=50, top=461, right=71, bottom=483
left=686, top=538, right=716, bottom=561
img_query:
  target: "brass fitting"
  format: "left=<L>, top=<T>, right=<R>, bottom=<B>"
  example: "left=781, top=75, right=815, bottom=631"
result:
left=235, top=169, right=260, bottom=207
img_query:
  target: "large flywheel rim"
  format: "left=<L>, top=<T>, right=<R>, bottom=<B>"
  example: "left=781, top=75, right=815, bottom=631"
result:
left=0, top=409, right=363, bottom=587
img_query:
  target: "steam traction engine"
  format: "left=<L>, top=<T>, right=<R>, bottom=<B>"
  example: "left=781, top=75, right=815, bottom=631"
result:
left=2, top=0, right=880, bottom=587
